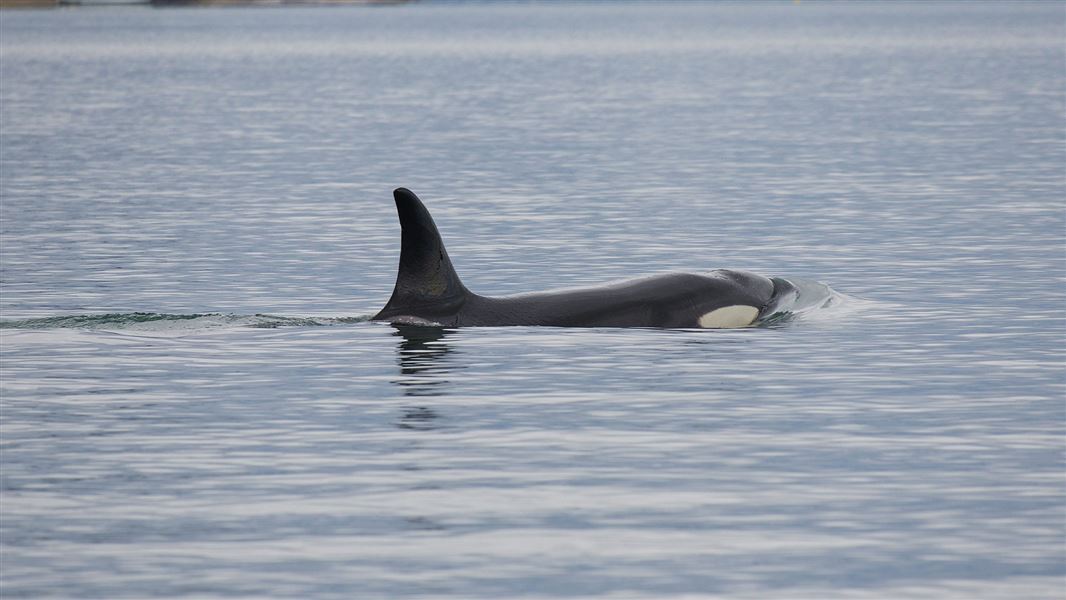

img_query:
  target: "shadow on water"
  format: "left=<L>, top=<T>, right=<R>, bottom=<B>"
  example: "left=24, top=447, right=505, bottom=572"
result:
left=390, top=325, right=459, bottom=430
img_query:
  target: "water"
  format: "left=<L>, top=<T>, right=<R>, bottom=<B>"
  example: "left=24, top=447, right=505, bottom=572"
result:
left=1, top=3, right=1064, bottom=598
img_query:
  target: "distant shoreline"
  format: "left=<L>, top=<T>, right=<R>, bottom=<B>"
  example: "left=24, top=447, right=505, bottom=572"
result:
left=2, top=0, right=412, bottom=8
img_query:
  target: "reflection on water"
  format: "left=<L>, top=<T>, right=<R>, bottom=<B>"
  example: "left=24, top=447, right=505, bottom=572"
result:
left=396, top=405, right=441, bottom=431
left=391, top=324, right=457, bottom=398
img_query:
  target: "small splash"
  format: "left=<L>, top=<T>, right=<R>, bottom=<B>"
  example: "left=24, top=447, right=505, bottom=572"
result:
left=389, top=315, right=444, bottom=327
left=0, top=312, right=371, bottom=332
left=756, top=278, right=860, bottom=328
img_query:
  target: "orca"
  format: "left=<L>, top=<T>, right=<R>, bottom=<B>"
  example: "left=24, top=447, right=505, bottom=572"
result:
left=373, top=188, right=798, bottom=328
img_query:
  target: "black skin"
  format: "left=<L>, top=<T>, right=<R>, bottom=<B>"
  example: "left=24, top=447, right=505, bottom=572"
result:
left=373, top=188, right=796, bottom=328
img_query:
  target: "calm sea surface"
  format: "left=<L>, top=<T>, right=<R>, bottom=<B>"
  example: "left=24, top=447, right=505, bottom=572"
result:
left=1, top=3, right=1064, bottom=598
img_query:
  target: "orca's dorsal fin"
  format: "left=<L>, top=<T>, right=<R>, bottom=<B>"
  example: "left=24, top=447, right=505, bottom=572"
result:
left=374, top=188, right=469, bottom=321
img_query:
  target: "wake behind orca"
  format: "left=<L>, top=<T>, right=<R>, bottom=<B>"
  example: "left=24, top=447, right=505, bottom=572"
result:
left=374, top=188, right=812, bottom=329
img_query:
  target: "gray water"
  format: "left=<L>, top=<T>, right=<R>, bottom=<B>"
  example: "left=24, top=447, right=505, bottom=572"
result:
left=1, top=3, right=1064, bottom=598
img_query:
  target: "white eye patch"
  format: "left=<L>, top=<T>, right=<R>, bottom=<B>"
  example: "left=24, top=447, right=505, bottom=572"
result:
left=698, top=305, right=759, bottom=329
